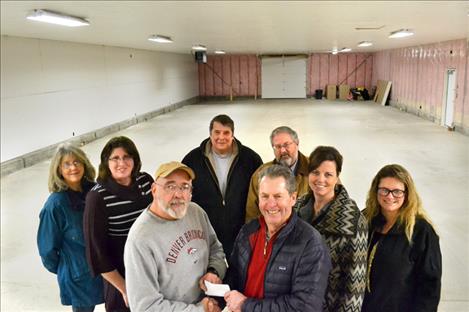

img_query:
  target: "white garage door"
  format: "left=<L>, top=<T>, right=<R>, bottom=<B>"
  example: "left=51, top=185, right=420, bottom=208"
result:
left=261, top=55, right=307, bottom=99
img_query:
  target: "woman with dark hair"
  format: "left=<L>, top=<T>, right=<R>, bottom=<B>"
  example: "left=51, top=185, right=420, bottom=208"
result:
left=361, top=164, right=442, bottom=312
left=83, top=136, right=153, bottom=312
left=37, top=143, right=104, bottom=312
left=294, top=146, right=367, bottom=312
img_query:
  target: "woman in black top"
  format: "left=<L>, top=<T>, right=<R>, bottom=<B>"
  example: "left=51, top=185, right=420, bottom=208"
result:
left=84, top=136, right=153, bottom=312
left=362, top=164, right=442, bottom=312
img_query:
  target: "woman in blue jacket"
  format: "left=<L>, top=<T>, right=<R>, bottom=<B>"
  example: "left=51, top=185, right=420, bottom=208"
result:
left=37, top=143, right=103, bottom=312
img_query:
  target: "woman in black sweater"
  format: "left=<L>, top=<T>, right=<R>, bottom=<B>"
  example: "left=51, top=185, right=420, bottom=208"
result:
left=362, top=164, right=442, bottom=312
left=84, top=136, right=153, bottom=312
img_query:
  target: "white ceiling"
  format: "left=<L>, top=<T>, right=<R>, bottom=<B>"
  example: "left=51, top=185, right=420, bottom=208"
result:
left=1, top=1, right=468, bottom=55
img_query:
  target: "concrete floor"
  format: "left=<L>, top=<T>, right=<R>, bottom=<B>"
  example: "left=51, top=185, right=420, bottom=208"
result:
left=1, top=99, right=468, bottom=311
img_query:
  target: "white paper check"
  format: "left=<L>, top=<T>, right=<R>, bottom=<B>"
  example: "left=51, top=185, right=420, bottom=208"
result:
left=204, top=280, right=230, bottom=297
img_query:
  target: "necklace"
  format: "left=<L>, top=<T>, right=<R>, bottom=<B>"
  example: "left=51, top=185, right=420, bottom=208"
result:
left=366, top=231, right=381, bottom=293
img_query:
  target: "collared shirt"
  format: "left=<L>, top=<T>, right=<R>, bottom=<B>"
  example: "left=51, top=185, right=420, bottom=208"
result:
left=288, top=158, right=298, bottom=173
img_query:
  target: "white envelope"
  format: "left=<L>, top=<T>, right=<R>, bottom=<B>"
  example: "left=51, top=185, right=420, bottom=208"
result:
left=204, top=280, right=231, bottom=297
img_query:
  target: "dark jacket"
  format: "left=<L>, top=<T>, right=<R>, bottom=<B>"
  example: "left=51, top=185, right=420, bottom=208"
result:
left=226, top=213, right=332, bottom=312
left=295, top=184, right=368, bottom=312
left=182, top=138, right=262, bottom=256
left=37, top=183, right=104, bottom=307
left=361, top=214, right=442, bottom=312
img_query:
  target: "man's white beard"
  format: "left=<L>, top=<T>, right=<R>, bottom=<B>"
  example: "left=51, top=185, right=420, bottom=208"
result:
left=159, top=198, right=188, bottom=219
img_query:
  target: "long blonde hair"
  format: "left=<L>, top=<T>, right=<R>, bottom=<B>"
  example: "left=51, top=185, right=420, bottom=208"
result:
left=48, top=143, right=96, bottom=192
left=364, top=164, right=435, bottom=242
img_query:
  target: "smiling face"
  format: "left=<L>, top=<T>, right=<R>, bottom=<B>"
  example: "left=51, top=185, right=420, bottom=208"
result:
left=308, top=160, right=339, bottom=201
left=108, top=147, right=134, bottom=186
left=377, top=177, right=406, bottom=218
left=152, top=170, right=192, bottom=220
left=210, top=121, right=234, bottom=155
left=272, top=132, right=299, bottom=167
left=258, top=176, right=297, bottom=235
left=59, top=154, right=84, bottom=191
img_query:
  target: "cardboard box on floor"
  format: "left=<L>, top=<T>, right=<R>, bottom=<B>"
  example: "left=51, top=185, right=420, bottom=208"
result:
left=339, top=85, right=350, bottom=100
left=326, top=85, right=337, bottom=100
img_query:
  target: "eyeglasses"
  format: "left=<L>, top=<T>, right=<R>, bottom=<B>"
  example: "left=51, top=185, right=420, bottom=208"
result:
left=108, top=155, right=133, bottom=163
left=377, top=188, right=406, bottom=198
left=61, top=160, right=83, bottom=170
left=156, top=183, right=193, bottom=195
left=272, top=141, right=295, bottom=151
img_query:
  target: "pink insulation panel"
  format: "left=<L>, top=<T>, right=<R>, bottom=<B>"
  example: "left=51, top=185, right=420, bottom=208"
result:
left=198, top=55, right=260, bottom=97
left=372, top=39, right=468, bottom=128
left=200, top=53, right=374, bottom=97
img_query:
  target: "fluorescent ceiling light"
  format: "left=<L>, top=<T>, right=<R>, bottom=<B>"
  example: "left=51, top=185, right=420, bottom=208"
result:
left=330, top=47, right=351, bottom=54
left=26, top=9, right=89, bottom=27
left=148, top=35, right=173, bottom=43
left=358, top=41, right=373, bottom=47
left=192, top=44, right=207, bottom=51
left=214, top=50, right=226, bottom=54
left=389, top=29, right=414, bottom=39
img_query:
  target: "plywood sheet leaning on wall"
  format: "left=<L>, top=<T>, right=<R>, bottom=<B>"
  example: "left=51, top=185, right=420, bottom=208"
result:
left=339, top=84, right=350, bottom=100
left=374, top=80, right=392, bottom=106
left=327, top=84, right=337, bottom=100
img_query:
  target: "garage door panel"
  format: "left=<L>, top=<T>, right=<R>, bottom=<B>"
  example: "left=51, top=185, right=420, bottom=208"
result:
left=261, top=56, right=306, bottom=98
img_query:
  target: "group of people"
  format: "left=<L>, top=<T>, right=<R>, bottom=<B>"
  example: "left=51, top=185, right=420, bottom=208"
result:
left=37, top=114, right=442, bottom=312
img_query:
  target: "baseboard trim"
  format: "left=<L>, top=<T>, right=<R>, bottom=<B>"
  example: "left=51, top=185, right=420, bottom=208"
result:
left=1, top=96, right=199, bottom=177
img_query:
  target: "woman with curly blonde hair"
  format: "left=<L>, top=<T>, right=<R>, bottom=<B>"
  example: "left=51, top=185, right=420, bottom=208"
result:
left=362, top=164, right=442, bottom=312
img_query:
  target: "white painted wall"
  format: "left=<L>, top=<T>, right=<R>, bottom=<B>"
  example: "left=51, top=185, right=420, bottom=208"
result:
left=1, top=36, right=198, bottom=161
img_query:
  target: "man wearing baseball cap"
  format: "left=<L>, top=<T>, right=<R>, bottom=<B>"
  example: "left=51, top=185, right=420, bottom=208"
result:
left=124, top=161, right=226, bottom=312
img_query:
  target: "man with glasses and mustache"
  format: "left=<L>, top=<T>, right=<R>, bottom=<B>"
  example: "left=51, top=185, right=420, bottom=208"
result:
left=124, top=161, right=226, bottom=312
left=245, top=126, right=310, bottom=222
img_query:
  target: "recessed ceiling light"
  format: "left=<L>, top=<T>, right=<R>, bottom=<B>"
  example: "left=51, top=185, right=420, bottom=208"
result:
left=340, top=47, right=352, bottom=52
left=389, top=29, right=414, bottom=39
left=192, top=44, right=207, bottom=51
left=358, top=41, right=373, bottom=47
left=214, top=50, right=226, bottom=54
left=148, top=35, right=173, bottom=43
left=26, top=9, right=89, bottom=27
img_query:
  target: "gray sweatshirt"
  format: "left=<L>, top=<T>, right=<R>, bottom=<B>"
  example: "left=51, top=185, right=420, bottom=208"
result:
left=124, top=203, right=226, bottom=311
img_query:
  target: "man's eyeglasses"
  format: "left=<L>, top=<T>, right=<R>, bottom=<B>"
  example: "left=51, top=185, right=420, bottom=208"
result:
left=272, top=141, right=295, bottom=151
left=108, top=155, right=133, bottom=163
left=377, top=188, right=406, bottom=198
left=156, top=183, right=193, bottom=195
left=61, top=160, right=83, bottom=170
